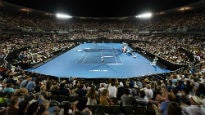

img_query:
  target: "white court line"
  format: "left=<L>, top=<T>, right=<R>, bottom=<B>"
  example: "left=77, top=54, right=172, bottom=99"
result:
left=84, top=48, right=91, bottom=49
left=107, top=63, right=123, bottom=65
left=101, top=47, right=104, bottom=63
left=111, top=47, right=118, bottom=64
left=113, top=48, right=123, bottom=65
left=103, top=56, right=113, bottom=57
left=77, top=50, right=86, bottom=64
left=89, top=69, right=108, bottom=72
left=81, top=52, right=89, bottom=64
left=118, top=51, right=123, bottom=64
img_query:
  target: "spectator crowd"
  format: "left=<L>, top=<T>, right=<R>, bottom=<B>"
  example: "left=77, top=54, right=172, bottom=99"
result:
left=0, top=6, right=205, bottom=115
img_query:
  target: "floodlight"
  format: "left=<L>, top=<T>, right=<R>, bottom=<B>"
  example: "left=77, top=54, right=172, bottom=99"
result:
left=55, top=13, right=72, bottom=19
left=20, top=8, right=30, bottom=12
left=178, top=7, right=192, bottom=11
left=135, top=12, right=153, bottom=19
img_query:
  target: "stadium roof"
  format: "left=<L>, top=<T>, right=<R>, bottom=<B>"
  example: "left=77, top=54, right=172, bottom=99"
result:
left=2, top=0, right=203, bottom=17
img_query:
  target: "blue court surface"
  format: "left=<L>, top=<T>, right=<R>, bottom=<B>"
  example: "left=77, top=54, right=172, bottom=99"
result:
left=27, top=43, right=170, bottom=78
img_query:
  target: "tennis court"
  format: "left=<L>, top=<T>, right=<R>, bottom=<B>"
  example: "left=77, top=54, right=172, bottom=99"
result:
left=27, top=43, right=170, bottom=78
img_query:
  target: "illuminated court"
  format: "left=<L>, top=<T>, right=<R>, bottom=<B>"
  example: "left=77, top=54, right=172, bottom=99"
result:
left=28, top=43, right=170, bottom=78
